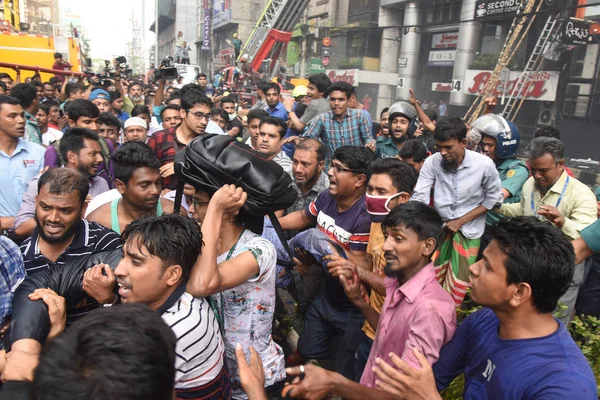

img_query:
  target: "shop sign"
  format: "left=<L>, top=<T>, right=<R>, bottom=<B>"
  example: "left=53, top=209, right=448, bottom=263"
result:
left=431, top=80, right=463, bottom=92
left=431, top=32, right=459, bottom=49
left=560, top=18, right=590, bottom=46
left=474, top=0, right=522, bottom=18
left=428, top=50, right=456, bottom=66
left=325, top=69, right=359, bottom=87
left=463, top=69, right=559, bottom=101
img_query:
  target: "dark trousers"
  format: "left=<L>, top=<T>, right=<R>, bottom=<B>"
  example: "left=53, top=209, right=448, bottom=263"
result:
left=579, top=255, right=600, bottom=318
left=354, top=334, right=374, bottom=382
left=297, top=292, right=365, bottom=381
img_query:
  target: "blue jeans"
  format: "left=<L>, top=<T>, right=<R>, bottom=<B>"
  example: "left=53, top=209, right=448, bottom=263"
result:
left=354, top=334, right=374, bottom=382
left=297, top=292, right=365, bottom=381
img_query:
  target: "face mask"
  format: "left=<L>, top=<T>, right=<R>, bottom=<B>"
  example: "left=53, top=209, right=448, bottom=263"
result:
left=228, top=113, right=237, bottom=121
left=365, top=192, right=403, bottom=222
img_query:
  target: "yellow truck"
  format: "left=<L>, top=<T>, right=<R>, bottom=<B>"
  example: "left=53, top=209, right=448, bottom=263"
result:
left=0, top=31, right=82, bottom=81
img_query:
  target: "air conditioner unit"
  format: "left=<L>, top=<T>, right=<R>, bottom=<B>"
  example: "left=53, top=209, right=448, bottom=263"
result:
left=537, top=101, right=556, bottom=126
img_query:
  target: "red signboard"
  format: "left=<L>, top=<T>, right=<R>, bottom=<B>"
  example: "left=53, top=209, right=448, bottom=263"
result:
left=325, top=69, right=359, bottom=87
left=464, top=69, right=559, bottom=102
left=322, top=57, right=330, bottom=67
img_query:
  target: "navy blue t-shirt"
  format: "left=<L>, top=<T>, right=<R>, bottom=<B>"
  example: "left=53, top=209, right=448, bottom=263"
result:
left=433, top=308, right=597, bottom=399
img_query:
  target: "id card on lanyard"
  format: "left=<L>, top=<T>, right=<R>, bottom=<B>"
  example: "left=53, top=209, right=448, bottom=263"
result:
left=531, top=176, right=569, bottom=219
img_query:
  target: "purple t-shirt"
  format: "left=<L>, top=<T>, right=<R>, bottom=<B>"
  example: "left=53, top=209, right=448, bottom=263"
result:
left=304, top=191, right=371, bottom=310
left=44, top=138, right=115, bottom=188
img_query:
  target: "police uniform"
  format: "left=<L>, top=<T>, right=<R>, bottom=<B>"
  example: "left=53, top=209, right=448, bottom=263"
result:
left=486, top=157, right=529, bottom=225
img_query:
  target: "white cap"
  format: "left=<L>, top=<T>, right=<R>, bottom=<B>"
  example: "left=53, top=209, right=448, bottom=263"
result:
left=124, top=117, right=148, bottom=130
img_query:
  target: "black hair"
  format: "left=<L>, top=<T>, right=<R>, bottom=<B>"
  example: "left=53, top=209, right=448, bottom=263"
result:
left=369, top=158, right=418, bottom=194
left=49, top=77, right=61, bottom=85
left=108, top=90, right=121, bottom=102
left=294, top=103, right=307, bottom=119
left=259, top=116, right=287, bottom=139
left=525, top=136, right=564, bottom=163
left=247, top=108, right=269, bottom=124
left=31, top=304, right=176, bottom=400
left=128, top=81, right=143, bottom=91
left=10, top=83, right=37, bottom=109
left=32, top=81, right=44, bottom=90
left=59, top=128, right=101, bottom=163
left=382, top=201, right=443, bottom=257
left=180, top=84, right=213, bottom=110
left=0, top=95, right=19, bottom=111
left=433, top=116, right=467, bottom=142
left=308, top=73, right=332, bottom=96
left=211, top=107, right=229, bottom=122
left=38, top=99, right=59, bottom=115
left=0, top=73, right=12, bottom=82
left=98, top=112, right=121, bottom=130
left=424, top=108, right=438, bottom=122
left=166, top=93, right=181, bottom=105
left=53, top=52, right=63, bottom=59
left=266, top=82, right=281, bottom=95
left=257, top=82, right=269, bottom=94
left=399, top=139, right=428, bottom=163
left=0, top=81, right=6, bottom=93
left=66, top=99, right=100, bottom=122
left=65, top=82, right=85, bottom=98
left=197, top=72, right=208, bottom=79
left=160, top=104, right=181, bottom=120
left=43, top=82, right=55, bottom=89
left=122, top=214, right=202, bottom=279
left=220, top=96, right=235, bottom=106
left=131, top=105, right=150, bottom=118
left=489, top=216, right=574, bottom=313
left=37, top=168, right=89, bottom=205
left=380, top=107, right=389, bottom=118
left=327, top=81, right=354, bottom=99
left=333, top=146, right=377, bottom=179
left=534, top=126, right=561, bottom=139
left=111, top=141, right=161, bottom=184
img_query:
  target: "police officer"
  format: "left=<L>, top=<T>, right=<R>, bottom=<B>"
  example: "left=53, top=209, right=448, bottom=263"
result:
left=473, top=114, right=529, bottom=253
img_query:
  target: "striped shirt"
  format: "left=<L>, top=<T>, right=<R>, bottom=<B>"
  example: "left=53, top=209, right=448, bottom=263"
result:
left=158, top=284, right=232, bottom=399
left=20, top=220, right=122, bottom=324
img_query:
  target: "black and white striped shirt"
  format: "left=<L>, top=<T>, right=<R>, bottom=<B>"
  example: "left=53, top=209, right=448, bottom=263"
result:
left=20, top=220, right=122, bottom=324
left=159, top=286, right=227, bottom=392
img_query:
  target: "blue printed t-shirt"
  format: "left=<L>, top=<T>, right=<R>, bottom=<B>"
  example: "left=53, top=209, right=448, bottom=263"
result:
left=433, top=308, right=598, bottom=400
left=304, top=191, right=371, bottom=310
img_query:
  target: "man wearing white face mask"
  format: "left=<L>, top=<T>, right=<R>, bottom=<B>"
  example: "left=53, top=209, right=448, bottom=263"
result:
left=324, top=158, right=419, bottom=381
left=220, top=96, right=243, bottom=139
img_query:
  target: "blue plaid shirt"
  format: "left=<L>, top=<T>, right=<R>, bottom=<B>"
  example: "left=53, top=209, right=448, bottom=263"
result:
left=303, top=108, right=374, bottom=167
left=0, top=236, right=25, bottom=330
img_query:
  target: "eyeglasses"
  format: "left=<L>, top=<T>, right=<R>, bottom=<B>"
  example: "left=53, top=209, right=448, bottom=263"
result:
left=330, top=162, right=359, bottom=174
left=186, top=110, right=212, bottom=121
left=192, top=198, right=210, bottom=207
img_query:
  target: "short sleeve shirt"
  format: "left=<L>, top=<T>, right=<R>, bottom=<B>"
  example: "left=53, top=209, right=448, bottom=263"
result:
left=214, top=230, right=285, bottom=395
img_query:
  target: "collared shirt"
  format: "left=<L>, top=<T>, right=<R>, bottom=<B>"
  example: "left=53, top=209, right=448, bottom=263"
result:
left=20, top=220, right=122, bottom=324
left=267, top=101, right=289, bottom=121
left=0, top=236, right=25, bottom=328
left=412, top=150, right=503, bottom=239
left=581, top=218, right=600, bottom=253
left=14, top=173, right=110, bottom=231
left=23, top=111, right=42, bottom=145
left=147, top=126, right=187, bottom=190
left=251, top=98, right=268, bottom=111
left=360, top=264, right=456, bottom=387
left=499, top=170, right=597, bottom=239
left=303, top=108, right=374, bottom=167
left=0, top=139, right=46, bottom=217
left=299, top=98, right=330, bottom=125
left=376, top=136, right=401, bottom=158
left=486, top=158, right=529, bottom=225
left=285, top=171, right=329, bottom=239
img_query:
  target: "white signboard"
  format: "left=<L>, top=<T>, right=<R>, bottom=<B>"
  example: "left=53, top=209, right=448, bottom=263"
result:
left=431, top=32, right=459, bottom=49
left=463, top=69, right=559, bottom=102
left=428, top=50, right=456, bottom=66
left=325, top=69, right=360, bottom=87
left=431, top=80, right=463, bottom=92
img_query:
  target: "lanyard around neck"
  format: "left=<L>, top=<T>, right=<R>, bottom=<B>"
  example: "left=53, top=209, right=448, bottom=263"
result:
left=531, top=175, right=569, bottom=216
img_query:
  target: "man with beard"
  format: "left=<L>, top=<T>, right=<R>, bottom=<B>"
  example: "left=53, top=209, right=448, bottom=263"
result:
left=412, top=117, right=502, bottom=306
left=496, top=137, right=597, bottom=323
left=86, top=142, right=183, bottom=234
left=147, top=86, right=213, bottom=190
left=376, top=101, right=415, bottom=158
left=13, top=129, right=109, bottom=238
left=122, top=81, right=145, bottom=114
left=19, top=168, right=121, bottom=288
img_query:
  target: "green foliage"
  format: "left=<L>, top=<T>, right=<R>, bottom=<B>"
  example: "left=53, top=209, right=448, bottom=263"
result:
left=469, top=52, right=524, bottom=71
left=337, top=57, right=362, bottom=69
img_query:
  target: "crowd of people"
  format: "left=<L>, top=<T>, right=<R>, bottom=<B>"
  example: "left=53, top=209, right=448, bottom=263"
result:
left=0, top=63, right=598, bottom=400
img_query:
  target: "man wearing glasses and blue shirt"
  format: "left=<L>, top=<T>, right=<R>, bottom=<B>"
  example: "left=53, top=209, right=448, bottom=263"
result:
left=147, top=86, right=213, bottom=190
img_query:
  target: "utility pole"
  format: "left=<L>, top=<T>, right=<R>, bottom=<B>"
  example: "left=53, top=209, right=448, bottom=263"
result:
left=299, top=9, right=308, bottom=78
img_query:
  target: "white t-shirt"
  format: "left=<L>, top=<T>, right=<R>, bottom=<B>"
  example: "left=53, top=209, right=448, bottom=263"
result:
left=214, top=230, right=285, bottom=398
left=42, top=127, right=64, bottom=146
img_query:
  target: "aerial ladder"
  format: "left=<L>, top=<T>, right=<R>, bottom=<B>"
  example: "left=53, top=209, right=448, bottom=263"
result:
left=238, top=0, right=311, bottom=77
left=464, top=0, right=544, bottom=124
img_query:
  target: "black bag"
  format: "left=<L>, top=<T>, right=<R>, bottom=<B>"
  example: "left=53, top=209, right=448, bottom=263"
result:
left=173, top=134, right=308, bottom=310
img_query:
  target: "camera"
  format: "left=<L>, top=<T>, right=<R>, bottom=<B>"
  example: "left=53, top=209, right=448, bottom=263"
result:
left=154, top=56, right=178, bottom=81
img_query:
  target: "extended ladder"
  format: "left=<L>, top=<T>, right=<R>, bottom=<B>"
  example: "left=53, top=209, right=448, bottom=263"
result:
left=501, top=15, right=561, bottom=121
left=238, top=0, right=310, bottom=73
left=464, top=0, right=543, bottom=125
